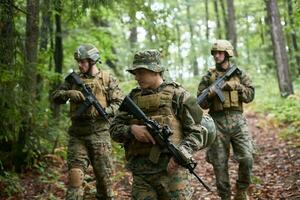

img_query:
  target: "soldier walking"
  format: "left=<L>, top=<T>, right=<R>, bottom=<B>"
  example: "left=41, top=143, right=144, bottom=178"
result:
left=197, top=40, right=255, bottom=200
left=110, top=49, right=216, bottom=200
left=52, top=44, right=123, bottom=200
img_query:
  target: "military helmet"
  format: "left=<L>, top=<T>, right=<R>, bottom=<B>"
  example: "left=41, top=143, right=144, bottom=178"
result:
left=211, top=40, right=234, bottom=57
left=127, top=49, right=164, bottom=74
left=74, top=44, right=101, bottom=63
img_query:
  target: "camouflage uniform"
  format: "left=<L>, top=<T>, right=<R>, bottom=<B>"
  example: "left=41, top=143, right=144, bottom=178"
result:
left=110, top=50, right=216, bottom=200
left=52, top=44, right=123, bottom=200
left=197, top=40, right=255, bottom=200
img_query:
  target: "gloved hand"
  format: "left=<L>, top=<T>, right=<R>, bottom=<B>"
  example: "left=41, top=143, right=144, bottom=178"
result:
left=208, top=86, right=216, bottom=98
left=222, top=80, right=240, bottom=91
left=65, top=90, right=85, bottom=103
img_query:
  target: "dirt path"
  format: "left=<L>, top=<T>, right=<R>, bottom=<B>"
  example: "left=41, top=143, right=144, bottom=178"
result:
left=2, top=112, right=299, bottom=200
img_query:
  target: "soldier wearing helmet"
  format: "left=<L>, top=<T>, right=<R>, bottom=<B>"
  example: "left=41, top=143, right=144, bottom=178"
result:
left=52, top=44, right=123, bottom=200
left=197, top=40, right=255, bottom=200
left=110, top=49, right=216, bottom=199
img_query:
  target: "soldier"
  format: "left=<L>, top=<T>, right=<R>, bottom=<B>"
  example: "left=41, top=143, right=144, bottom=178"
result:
left=52, top=44, right=123, bottom=200
left=110, top=49, right=216, bottom=200
left=197, top=40, right=255, bottom=200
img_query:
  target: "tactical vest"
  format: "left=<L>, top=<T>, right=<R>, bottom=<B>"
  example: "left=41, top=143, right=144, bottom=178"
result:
left=126, top=84, right=183, bottom=162
left=70, top=70, right=109, bottom=119
left=209, top=68, right=243, bottom=112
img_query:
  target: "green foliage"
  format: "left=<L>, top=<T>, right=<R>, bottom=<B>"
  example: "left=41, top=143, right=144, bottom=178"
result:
left=252, top=74, right=300, bottom=122
left=250, top=73, right=300, bottom=141
left=0, top=171, right=23, bottom=197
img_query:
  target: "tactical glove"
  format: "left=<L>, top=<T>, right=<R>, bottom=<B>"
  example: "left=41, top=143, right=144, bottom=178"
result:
left=65, top=90, right=85, bottom=103
left=208, top=86, right=217, bottom=98
left=222, top=80, right=240, bottom=91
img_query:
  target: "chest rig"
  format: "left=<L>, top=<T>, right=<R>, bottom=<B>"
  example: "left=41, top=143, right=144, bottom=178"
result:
left=126, top=84, right=183, bottom=162
left=70, top=71, right=109, bottom=119
left=209, top=69, right=243, bottom=112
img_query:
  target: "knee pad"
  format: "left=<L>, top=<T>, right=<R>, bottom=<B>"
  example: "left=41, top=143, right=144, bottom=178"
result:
left=69, top=168, right=84, bottom=187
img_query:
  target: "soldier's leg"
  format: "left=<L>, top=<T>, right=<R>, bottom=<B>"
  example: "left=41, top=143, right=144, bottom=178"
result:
left=232, top=117, right=253, bottom=199
left=156, top=170, right=193, bottom=200
left=131, top=174, right=157, bottom=200
left=206, top=128, right=231, bottom=200
left=66, top=136, right=89, bottom=200
left=88, top=133, right=114, bottom=200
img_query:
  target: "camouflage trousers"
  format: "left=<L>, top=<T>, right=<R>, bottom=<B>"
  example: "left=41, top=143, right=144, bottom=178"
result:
left=131, top=169, right=193, bottom=200
left=65, top=128, right=114, bottom=200
left=206, top=111, right=253, bottom=199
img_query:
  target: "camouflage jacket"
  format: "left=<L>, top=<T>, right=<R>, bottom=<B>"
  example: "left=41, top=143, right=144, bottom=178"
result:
left=110, top=82, right=212, bottom=174
left=197, top=66, right=255, bottom=112
left=52, top=70, right=123, bottom=122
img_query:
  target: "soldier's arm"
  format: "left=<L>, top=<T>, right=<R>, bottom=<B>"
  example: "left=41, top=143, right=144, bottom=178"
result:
left=176, top=90, right=213, bottom=155
left=109, top=111, right=133, bottom=143
left=197, top=72, right=211, bottom=109
left=237, top=71, right=255, bottom=103
left=105, top=74, right=124, bottom=116
left=51, top=81, right=72, bottom=104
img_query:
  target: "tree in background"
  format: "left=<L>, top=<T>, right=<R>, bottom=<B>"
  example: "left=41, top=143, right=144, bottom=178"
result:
left=0, top=0, right=21, bottom=170
left=265, top=0, right=294, bottom=97
left=226, top=0, right=237, bottom=55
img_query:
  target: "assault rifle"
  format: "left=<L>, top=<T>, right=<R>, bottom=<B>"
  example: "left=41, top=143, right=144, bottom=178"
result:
left=119, top=96, right=211, bottom=191
left=65, top=72, right=110, bottom=123
left=197, top=65, right=240, bottom=104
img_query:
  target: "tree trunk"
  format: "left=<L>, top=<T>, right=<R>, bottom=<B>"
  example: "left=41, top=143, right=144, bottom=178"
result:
left=0, top=0, right=17, bottom=170
left=129, top=26, right=138, bottom=49
left=37, top=0, right=51, bottom=101
left=226, top=0, right=237, bottom=55
left=287, top=0, right=300, bottom=74
left=220, top=0, right=228, bottom=39
left=213, top=0, right=222, bottom=38
left=265, top=0, right=294, bottom=97
left=245, top=13, right=250, bottom=63
left=175, top=23, right=184, bottom=81
left=17, top=0, right=40, bottom=171
left=51, top=0, right=63, bottom=118
left=205, top=0, right=209, bottom=40
left=204, top=0, right=210, bottom=69
left=186, top=0, right=198, bottom=76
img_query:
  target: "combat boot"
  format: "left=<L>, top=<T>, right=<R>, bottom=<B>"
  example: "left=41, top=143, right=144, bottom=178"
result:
left=233, top=189, right=249, bottom=200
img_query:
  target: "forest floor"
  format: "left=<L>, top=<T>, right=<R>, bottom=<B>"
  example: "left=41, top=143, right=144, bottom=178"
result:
left=1, top=112, right=299, bottom=200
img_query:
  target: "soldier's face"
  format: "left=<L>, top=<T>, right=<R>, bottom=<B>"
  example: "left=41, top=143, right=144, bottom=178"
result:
left=77, top=59, right=89, bottom=73
left=133, top=68, right=160, bottom=89
left=212, top=51, right=226, bottom=64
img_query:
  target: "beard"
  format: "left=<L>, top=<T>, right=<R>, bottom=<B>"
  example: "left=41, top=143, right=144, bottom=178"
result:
left=215, top=57, right=229, bottom=71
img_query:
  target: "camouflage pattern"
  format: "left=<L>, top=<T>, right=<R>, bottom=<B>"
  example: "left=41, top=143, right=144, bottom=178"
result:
left=110, top=82, right=215, bottom=199
left=52, top=70, right=123, bottom=200
left=197, top=67, right=254, bottom=200
left=127, top=49, right=164, bottom=74
left=211, top=40, right=234, bottom=57
left=74, top=44, right=101, bottom=63
left=206, top=111, right=253, bottom=199
left=132, top=169, right=193, bottom=200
